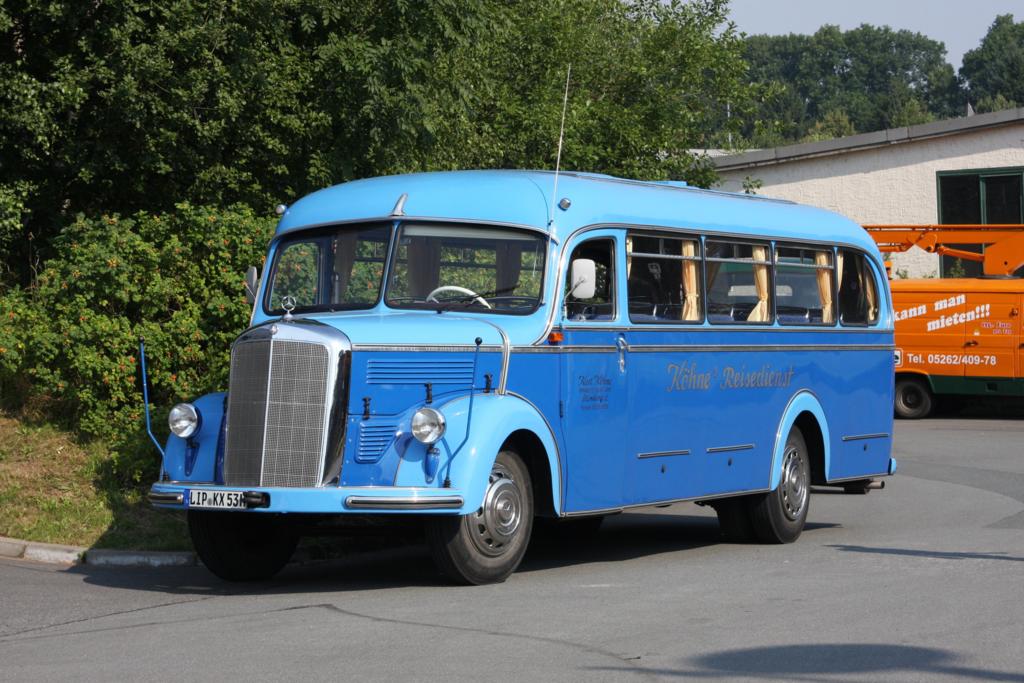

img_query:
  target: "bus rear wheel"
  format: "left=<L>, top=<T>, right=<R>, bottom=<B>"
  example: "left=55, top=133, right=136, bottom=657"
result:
left=748, top=426, right=810, bottom=544
left=895, top=377, right=933, bottom=419
left=426, top=449, right=534, bottom=585
left=188, top=510, right=298, bottom=581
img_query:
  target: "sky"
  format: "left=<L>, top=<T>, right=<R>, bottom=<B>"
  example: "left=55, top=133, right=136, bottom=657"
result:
left=726, top=0, right=1021, bottom=70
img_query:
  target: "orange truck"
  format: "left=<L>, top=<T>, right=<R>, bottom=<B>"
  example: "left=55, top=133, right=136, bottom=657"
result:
left=864, top=224, right=1024, bottom=418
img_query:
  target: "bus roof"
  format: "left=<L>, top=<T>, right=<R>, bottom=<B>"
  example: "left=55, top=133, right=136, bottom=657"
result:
left=275, top=170, right=878, bottom=253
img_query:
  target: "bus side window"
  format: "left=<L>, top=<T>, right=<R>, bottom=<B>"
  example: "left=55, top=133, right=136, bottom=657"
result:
left=706, top=240, right=773, bottom=324
left=626, top=232, right=702, bottom=323
left=565, top=238, right=615, bottom=321
left=838, top=250, right=879, bottom=325
left=775, top=246, right=835, bottom=325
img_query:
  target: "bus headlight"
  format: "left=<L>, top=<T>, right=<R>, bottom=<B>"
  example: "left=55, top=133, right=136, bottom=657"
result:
left=411, top=407, right=446, bottom=444
left=168, top=403, right=201, bottom=439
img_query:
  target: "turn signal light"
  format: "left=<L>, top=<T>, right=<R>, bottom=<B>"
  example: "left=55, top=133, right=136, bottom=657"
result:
left=547, top=331, right=564, bottom=344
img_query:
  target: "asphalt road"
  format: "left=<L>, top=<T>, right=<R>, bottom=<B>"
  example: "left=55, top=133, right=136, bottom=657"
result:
left=1, top=417, right=1023, bottom=682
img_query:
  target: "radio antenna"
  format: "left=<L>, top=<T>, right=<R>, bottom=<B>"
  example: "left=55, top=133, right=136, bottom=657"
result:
left=549, top=64, right=572, bottom=227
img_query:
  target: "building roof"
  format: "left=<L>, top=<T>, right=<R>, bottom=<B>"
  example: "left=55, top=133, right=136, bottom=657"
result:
left=713, top=107, right=1024, bottom=173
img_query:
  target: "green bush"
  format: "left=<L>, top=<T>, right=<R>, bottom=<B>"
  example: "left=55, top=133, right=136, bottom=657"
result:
left=0, top=205, right=274, bottom=484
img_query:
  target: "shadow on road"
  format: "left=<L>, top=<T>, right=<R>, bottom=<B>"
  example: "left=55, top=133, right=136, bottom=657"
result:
left=829, top=544, right=1024, bottom=563
left=593, top=643, right=1024, bottom=681
left=66, top=510, right=840, bottom=595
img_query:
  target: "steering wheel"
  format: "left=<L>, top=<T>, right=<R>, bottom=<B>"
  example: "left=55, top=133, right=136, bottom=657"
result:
left=426, top=285, right=492, bottom=309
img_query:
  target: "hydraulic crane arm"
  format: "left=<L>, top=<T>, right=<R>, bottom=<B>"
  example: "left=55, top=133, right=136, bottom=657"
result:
left=862, top=224, right=1024, bottom=277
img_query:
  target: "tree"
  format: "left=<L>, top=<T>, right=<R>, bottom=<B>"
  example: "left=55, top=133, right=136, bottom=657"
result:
left=800, top=109, right=855, bottom=143
left=976, top=93, right=1018, bottom=114
left=961, top=14, right=1024, bottom=108
left=740, top=23, right=961, bottom=143
left=459, top=0, right=755, bottom=184
left=741, top=34, right=814, bottom=145
left=0, top=0, right=760, bottom=287
left=0, top=0, right=507, bottom=285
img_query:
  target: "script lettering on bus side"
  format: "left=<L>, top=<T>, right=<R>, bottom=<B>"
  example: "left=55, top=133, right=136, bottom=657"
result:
left=666, top=361, right=712, bottom=391
left=667, top=362, right=794, bottom=392
left=577, top=374, right=611, bottom=410
left=719, top=364, right=794, bottom=389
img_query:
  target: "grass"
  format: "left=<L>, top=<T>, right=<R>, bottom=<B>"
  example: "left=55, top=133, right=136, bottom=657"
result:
left=0, top=414, right=190, bottom=550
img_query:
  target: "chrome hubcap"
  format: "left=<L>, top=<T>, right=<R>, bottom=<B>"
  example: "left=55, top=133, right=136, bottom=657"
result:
left=468, top=466, right=523, bottom=557
left=779, top=446, right=808, bottom=521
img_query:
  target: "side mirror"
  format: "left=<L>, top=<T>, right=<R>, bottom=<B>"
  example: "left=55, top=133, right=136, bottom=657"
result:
left=568, top=259, right=596, bottom=300
left=244, top=266, right=260, bottom=305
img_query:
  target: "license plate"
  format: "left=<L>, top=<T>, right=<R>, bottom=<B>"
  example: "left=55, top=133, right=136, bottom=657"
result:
left=187, top=489, right=247, bottom=510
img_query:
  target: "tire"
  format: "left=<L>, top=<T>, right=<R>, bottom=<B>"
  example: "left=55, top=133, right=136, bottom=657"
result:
left=711, top=497, right=755, bottom=542
left=188, top=511, right=298, bottom=581
left=426, top=449, right=533, bottom=585
left=895, top=377, right=933, bottom=419
left=748, top=427, right=811, bottom=544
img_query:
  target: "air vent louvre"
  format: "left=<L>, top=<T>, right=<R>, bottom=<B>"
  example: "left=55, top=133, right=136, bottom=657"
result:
left=357, top=422, right=398, bottom=463
left=366, top=359, right=474, bottom=385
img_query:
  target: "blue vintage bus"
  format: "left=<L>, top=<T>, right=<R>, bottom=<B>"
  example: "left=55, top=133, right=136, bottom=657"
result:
left=148, top=170, right=897, bottom=584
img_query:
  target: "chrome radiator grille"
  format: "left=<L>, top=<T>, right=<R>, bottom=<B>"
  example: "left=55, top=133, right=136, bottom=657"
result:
left=224, top=338, right=331, bottom=487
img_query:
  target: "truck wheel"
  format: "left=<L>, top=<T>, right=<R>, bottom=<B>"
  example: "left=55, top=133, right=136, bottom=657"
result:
left=426, top=449, right=533, bottom=585
left=711, top=497, right=755, bottom=542
left=895, top=377, right=933, bottom=419
left=748, top=427, right=810, bottom=544
left=188, top=511, right=298, bottom=581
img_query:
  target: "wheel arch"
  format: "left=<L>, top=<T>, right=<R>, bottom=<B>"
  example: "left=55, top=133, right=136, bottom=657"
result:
left=895, top=370, right=935, bottom=392
left=771, top=391, right=831, bottom=490
left=436, top=393, right=562, bottom=516
left=502, top=429, right=556, bottom=518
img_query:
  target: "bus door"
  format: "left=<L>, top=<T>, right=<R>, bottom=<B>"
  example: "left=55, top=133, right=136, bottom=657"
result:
left=620, top=231, right=708, bottom=505
left=559, top=233, right=628, bottom=512
left=962, top=290, right=1017, bottom=386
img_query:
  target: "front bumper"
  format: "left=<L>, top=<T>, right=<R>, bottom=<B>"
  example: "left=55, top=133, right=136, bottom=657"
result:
left=148, top=483, right=465, bottom=514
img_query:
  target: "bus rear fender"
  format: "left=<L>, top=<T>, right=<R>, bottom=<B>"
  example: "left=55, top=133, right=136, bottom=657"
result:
left=410, top=393, right=562, bottom=516
left=770, top=391, right=831, bottom=490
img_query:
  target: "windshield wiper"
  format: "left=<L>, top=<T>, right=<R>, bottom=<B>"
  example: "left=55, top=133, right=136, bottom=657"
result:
left=436, top=286, right=517, bottom=313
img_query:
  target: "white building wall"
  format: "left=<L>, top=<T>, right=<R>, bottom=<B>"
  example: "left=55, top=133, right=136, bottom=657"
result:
left=717, top=123, right=1024, bottom=277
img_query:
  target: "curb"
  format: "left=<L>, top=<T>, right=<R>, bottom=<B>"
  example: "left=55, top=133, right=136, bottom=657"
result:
left=84, top=549, right=197, bottom=568
left=0, top=536, right=195, bottom=568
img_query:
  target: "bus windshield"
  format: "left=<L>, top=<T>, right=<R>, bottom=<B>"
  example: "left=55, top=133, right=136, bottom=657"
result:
left=267, top=223, right=392, bottom=314
left=266, top=222, right=547, bottom=315
left=385, top=223, right=546, bottom=314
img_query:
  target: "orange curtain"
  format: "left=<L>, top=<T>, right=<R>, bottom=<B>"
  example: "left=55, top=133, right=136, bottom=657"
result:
left=814, top=251, right=834, bottom=323
left=860, top=259, right=878, bottom=322
left=681, top=240, right=700, bottom=320
left=746, top=245, right=770, bottom=322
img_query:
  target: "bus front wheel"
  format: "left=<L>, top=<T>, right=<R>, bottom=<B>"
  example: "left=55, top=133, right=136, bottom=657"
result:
left=426, top=449, right=534, bottom=585
left=188, top=510, right=298, bottom=581
left=748, top=427, right=810, bottom=544
left=895, top=377, right=933, bottom=419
